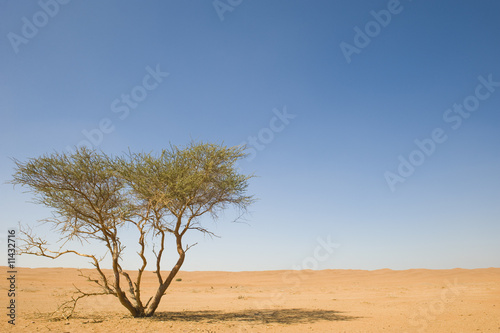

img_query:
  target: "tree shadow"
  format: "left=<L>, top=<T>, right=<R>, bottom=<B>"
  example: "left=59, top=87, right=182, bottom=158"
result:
left=151, top=308, right=361, bottom=324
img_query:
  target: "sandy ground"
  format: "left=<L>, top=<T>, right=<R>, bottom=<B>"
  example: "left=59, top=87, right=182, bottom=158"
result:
left=1, top=266, right=499, bottom=332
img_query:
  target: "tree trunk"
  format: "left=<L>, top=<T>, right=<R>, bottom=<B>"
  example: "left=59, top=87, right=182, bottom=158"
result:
left=145, top=236, right=185, bottom=317
left=111, top=252, right=140, bottom=317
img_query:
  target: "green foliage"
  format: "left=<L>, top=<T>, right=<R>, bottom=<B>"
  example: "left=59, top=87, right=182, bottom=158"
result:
left=11, top=142, right=253, bottom=236
left=116, top=142, right=253, bottom=219
left=11, top=147, right=129, bottom=240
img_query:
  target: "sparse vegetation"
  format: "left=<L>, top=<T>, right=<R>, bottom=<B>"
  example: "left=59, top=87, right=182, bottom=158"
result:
left=11, top=142, right=254, bottom=318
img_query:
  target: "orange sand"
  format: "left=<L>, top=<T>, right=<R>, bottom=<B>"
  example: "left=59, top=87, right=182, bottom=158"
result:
left=2, top=267, right=499, bottom=332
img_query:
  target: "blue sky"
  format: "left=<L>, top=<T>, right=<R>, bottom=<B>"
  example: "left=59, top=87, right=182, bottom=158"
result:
left=1, top=0, right=499, bottom=271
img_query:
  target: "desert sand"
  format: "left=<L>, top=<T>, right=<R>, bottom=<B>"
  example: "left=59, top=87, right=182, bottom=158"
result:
left=2, top=266, right=499, bottom=332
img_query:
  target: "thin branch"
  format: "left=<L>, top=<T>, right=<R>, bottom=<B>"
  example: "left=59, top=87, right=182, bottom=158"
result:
left=52, top=284, right=114, bottom=319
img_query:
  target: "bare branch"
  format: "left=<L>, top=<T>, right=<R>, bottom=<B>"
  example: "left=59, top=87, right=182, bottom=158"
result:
left=52, top=284, right=114, bottom=319
left=185, top=242, right=198, bottom=251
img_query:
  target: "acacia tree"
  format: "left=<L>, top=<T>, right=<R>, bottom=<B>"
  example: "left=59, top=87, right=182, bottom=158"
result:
left=10, top=142, right=254, bottom=318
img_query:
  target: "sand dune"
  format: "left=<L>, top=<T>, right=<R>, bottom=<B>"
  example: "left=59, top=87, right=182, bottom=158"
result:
left=2, top=267, right=499, bottom=332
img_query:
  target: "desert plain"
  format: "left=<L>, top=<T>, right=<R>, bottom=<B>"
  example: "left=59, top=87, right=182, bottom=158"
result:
left=2, top=266, right=499, bottom=332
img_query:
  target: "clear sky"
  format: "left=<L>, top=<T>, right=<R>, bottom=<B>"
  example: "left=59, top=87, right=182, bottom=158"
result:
left=1, top=0, right=499, bottom=271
